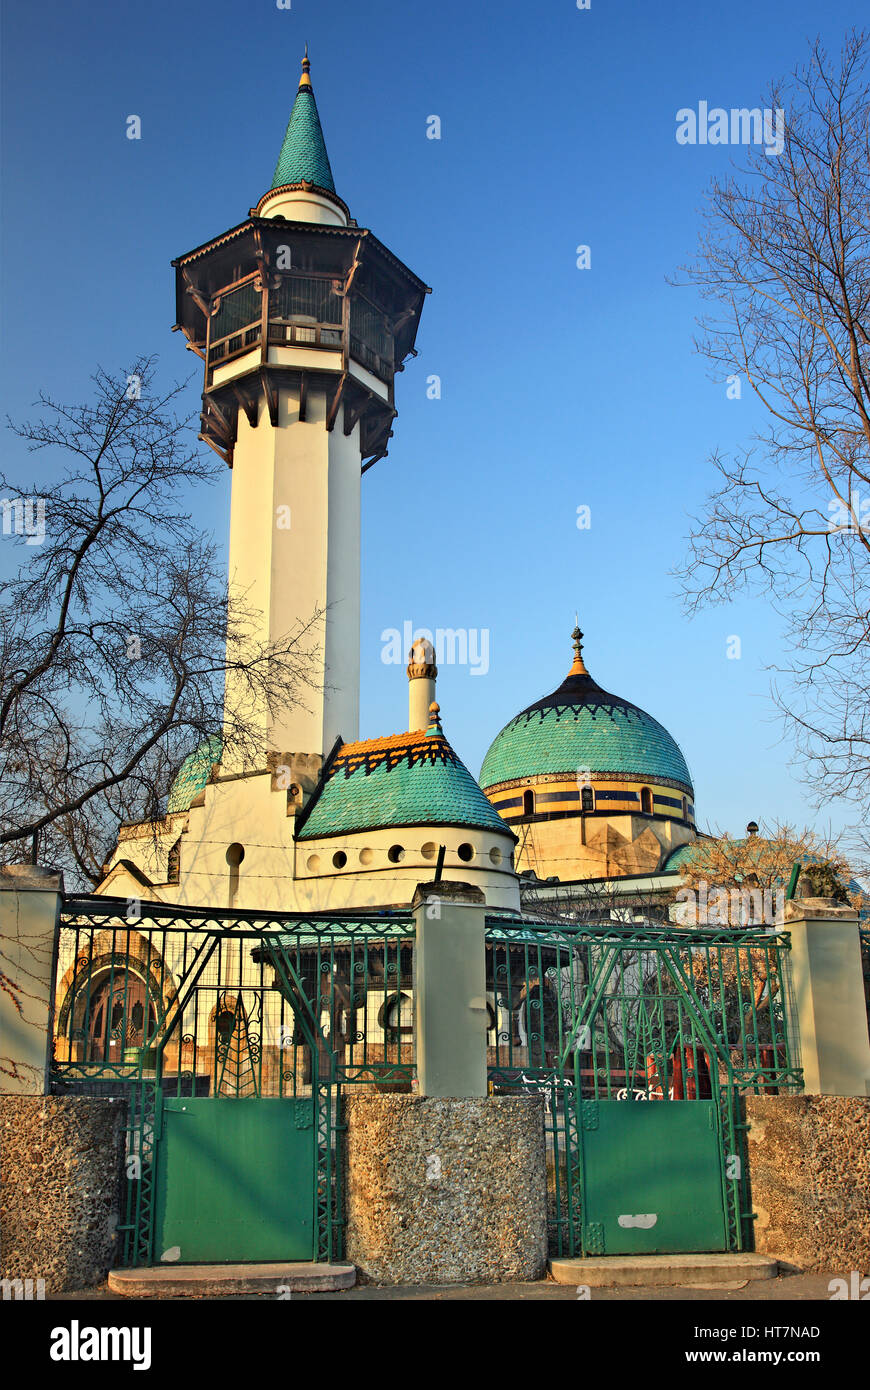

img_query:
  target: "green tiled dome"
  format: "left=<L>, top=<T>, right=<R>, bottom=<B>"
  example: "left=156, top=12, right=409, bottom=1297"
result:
left=297, top=726, right=509, bottom=841
left=661, top=843, right=699, bottom=872
left=167, top=737, right=222, bottom=813
left=271, top=54, right=336, bottom=193
left=480, top=631, right=693, bottom=796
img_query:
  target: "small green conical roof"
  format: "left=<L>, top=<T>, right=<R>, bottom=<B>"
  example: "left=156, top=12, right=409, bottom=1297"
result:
left=271, top=50, right=336, bottom=193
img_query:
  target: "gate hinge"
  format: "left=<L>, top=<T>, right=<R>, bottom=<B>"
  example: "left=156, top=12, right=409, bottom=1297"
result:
left=584, top=1222, right=605, bottom=1255
left=581, top=1101, right=599, bottom=1131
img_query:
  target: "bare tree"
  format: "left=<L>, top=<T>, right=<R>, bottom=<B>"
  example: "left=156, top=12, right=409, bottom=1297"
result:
left=675, top=31, right=870, bottom=808
left=0, top=358, right=320, bottom=885
left=669, top=821, right=866, bottom=1047
left=670, top=821, right=863, bottom=923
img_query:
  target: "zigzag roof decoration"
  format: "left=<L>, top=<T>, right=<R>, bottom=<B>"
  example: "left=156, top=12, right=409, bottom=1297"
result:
left=297, top=711, right=510, bottom=841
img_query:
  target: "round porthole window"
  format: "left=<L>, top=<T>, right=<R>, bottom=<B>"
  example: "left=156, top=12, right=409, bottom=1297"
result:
left=421, top=841, right=437, bottom=860
left=489, top=847, right=502, bottom=866
left=306, top=854, right=320, bottom=873
left=332, top=850, right=347, bottom=869
left=457, top=842, right=474, bottom=862
left=388, top=844, right=405, bottom=864
left=359, top=847, right=374, bottom=866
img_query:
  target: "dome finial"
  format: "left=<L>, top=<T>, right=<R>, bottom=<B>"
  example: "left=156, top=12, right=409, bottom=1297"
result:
left=569, top=622, right=589, bottom=677
left=299, top=46, right=312, bottom=88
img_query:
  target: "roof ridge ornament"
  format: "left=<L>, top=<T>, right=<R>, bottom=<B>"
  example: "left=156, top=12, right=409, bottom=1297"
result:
left=426, top=701, right=443, bottom=738
left=569, top=623, right=589, bottom=678
left=299, top=46, right=312, bottom=89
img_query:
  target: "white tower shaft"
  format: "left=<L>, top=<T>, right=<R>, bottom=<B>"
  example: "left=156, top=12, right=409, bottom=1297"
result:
left=222, top=383, right=360, bottom=770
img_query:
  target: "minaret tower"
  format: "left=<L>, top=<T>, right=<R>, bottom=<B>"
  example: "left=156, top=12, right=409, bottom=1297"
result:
left=171, top=53, right=427, bottom=773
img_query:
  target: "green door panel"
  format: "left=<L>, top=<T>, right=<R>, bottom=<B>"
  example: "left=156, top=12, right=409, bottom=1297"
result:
left=153, top=1097, right=316, bottom=1263
left=580, top=1100, right=727, bottom=1255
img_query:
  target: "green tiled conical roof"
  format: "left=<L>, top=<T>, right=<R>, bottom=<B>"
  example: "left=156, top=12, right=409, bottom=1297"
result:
left=480, top=629, right=694, bottom=795
left=271, top=51, right=336, bottom=193
left=297, top=719, right=509, bottom=841
left=167, top=736, right=221, bottom=813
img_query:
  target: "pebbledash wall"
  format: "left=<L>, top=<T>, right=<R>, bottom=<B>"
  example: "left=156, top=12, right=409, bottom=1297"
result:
left=0, top=1096, right=127, bottom=1292
left=344, top=1094, right=548, bottom=1284
left=745, top=1095, right=870, bottom=1273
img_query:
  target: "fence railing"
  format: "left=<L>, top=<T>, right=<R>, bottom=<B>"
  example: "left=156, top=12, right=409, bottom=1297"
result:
left=484, top=916, right=802, bottom=1096
left=52, top=900, right=417, bottom=1094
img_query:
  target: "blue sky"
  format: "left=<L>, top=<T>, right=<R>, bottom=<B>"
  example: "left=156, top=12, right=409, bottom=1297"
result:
left=1, top=0, right=866, bottom=842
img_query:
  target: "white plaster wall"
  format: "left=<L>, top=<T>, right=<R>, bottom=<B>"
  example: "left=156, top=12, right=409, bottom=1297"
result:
left=222, top=385, right=361, bottom=769
left=293, top=824, right=520, bottom=913
left=347, top=359, right=390, bottom=401
left=257, top=187, right=348, bottom=226
left=266, top=347, right=343, bottom=374
left=176, top=774, right=294, bottom=910
left=99, top=770, right=520, bottom=914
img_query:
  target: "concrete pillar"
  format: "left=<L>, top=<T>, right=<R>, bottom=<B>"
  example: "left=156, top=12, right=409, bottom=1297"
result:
left=0, top=866, right=63, bottom=1095
left=412, top=880, right=488, bottom=1097
left=785, top=897, right=870, bottom=1097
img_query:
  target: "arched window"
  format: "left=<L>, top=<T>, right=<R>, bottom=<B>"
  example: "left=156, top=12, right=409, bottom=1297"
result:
left=379, top=992, right=414, bottom=1041
left=640, top=787, right=653, bottom=815
left=523, top=789, right=535, bottom=816
left=87, top=972, right=156, bottom=1062
left=581, top=786, right=594, bottom=813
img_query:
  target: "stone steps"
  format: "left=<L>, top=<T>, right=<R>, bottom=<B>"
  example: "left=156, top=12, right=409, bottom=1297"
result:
left=108, top=1262, right=356, bottom=1297
left=549, top=1252, right=779, bottom=1287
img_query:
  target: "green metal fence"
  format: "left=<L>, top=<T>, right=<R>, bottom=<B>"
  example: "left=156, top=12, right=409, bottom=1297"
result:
left=485, top=916, right=803, bottom=1257
left=50, top=897, right=415, bottom=1266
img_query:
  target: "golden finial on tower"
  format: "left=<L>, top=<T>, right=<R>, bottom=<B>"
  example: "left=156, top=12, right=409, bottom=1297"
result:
left=299, top=46, right=312, bottom=88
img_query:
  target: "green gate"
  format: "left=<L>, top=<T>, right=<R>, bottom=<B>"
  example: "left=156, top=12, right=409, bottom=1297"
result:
left=50, top=899, right=415, bottom=1266
left=153, top=1097, right=315, bottom=1263
left=486, top=917, right=802, bottom=1258
left=577, top=1099, right=726, bottom=1255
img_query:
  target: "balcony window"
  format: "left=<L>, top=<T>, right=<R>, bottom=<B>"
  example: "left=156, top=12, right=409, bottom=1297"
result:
left=270, top=276, right=342, bottom=326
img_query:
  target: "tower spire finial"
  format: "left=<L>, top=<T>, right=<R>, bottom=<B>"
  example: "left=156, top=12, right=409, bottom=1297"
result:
left=269, top=48, right=337, bottom=196
left=569, top=622, right=589, bottom=677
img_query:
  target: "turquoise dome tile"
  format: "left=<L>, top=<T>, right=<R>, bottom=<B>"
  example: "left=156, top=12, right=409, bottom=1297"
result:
left=298, top=736, right=508, bottom=840
left=480, top=665, right=693, bottom=795
left=661, top=843, right=699, bottom=872
left=167, top=736, right=222, bottom=813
